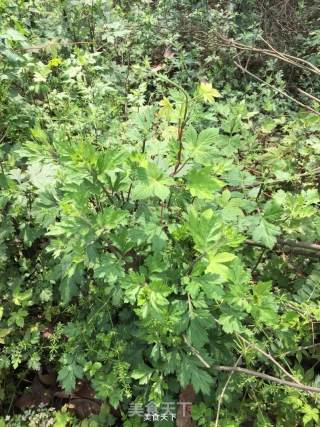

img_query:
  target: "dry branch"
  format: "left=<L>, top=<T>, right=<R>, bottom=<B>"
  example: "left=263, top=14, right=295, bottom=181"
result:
left=215, top=33, right=320, bottom=76
left=245, top=239, right=320, bottom=258
left=234, top=61, right=320, bottom=116
left=185, top=340, right=320, bottom=395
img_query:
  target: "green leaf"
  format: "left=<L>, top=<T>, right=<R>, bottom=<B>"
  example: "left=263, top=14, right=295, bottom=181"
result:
left=218, top=314, right=242, bottom=333
left=1, top=28, right=26, bottom=41
left=302, top=405, right=319, bottom=425
left=96, top=207, right=128, bottom=234
left=196, top=273, right=225, bottom=301
left=263, top=200, right=283, bottom=222
left=206, top=252, right=236, bottom=279
left=131, top=364, right=153, bottom=385
left=8, top=309, right=28, bottom=327
left=190, top=365, right=213, bottom=395
left=158, top=97, right=174, bottom=120
left=197, top=82, right=221, bottom=103
left=28, top=161, right=58, bottom=190
left=211, top=252, right=236, bottom=263
left=94, top=254, right=124, bottom=284
left=0, top=328, right=12, bottom=344
left=178, top=356, right=213, bottom=395
left=252, top=218, right=281, bottom=249
left=58, top=363, right=83, bottom=393
left=58, top=366, right=76, bottom=393
left=197, top=128, right=219, bottom=147
left=59, top=278, right=79, bottom=305
left=132, top=163, right=173, bottom=201
left=218, top=307, right=245, bottom=333
left=187, top=316, right=209, bottom=348
left=187, top=167, right=225, bottom=199
left=184, top=127, right=219, bottom=164
left=250, top=282, right=278, bottom=325
left=186, top=208, right=222, bottom=253
left=54, top=409, right=72, bottom=427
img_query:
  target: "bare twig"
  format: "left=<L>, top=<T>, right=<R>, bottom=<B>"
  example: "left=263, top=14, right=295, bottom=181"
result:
left=297, top=88, right=320, bottom=104
left=281, top=343, right=320, bottom=357
left=184, top=339, right=320, bottom=394
left=260, top=36, right=320, bottom=76
left=215, top=356, right=242, bottom=427
left=211, top=366, right=320, bottom=394
left=278, top=239, right=320, bottom=252
left=214, top=33, right=320, bottom=76
left=238, top=335, right=306, bottom=389
left=17, top=40, right=98, bottom=52
left=234, top=61, right=320, bottom=116
left=245, top=239, right=320, bottom=258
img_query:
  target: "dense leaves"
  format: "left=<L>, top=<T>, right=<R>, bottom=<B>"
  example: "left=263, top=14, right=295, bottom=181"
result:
left=0, top=0, right=320, bottom=426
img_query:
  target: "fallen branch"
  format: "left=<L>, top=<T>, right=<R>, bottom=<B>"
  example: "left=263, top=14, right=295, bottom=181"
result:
left=215, top=33, right=320, bottom=76
left=214, top=356, right=242, bottom=427
left=184, top=340, right=320, bottom=394
left=278, top=239, right=320, bottom=252
left=260, top=36, right=320, bottom=76
left=297, top=88, right=320, bottom=105
left=237, top=335, right=308, bottom=392
left=212, top=366, right=320, bottom=394
left=234, top=61, right=320, bottom=116
left=17, top=40, right=97, bottom=52
left=245, top=239, right=320, bottom=258
left=281, top=342, right=320, bottom=357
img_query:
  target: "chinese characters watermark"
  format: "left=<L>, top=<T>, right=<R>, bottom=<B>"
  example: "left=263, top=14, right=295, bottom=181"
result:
left=128, top=401, right=192, bottom=422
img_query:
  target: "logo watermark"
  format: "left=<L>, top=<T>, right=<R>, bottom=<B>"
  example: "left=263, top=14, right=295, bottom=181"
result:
left=128, top=401, right=192, bottom=422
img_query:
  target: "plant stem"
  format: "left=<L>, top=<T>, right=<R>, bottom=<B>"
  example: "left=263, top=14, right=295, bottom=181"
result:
left=215, top=356, right=242, bottom=427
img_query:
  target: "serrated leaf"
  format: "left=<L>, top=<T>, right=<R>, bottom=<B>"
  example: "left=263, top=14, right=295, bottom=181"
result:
left=187, top=316, right=209, bottom=348
left=95, top=207, right=128, bottom=234
left=218, top=313, right=243, bottom=334
left=191, top=366, right=213, bottom=395
left=197, top=128, right=219, bottom=146
left=94, top=253, right=124, bottom=284
left=131, top=364, right=153, bottom=384
left=184, top=127, right=219, bottom=164
left=178, top=356, right=213, bottom=395
left=132, top=163, right=173, bottom=201
left=196, top=273, right=225, bottom=301
left=198, top=82, right=221, bottom=103
left=251, top=281, right=278, bottom=325
left=211, top=252, right=236, bottom=263
left=58, top=366, right=76, bottom=393
left=252, top=218, right=280, bottom=249
left=54, top=410, right=72, bottom=427
left=28, top=161, right=58, bottom=190
left=263, top=200, right=283, bottom=222
left=2, top=28, right=26, bottom=41
left=187, top=167, right=225, bottom=199
left=186, top=208, right=223, bottom=253
left=158, top=97, right=174, bottom=120
left=58, top=362, right=83, bottom=393
left=206, top=252, right=236, bottom=279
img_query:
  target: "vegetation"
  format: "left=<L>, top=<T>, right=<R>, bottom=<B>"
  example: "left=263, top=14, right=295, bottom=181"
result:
left=0, top=0, right=320, bottom=425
